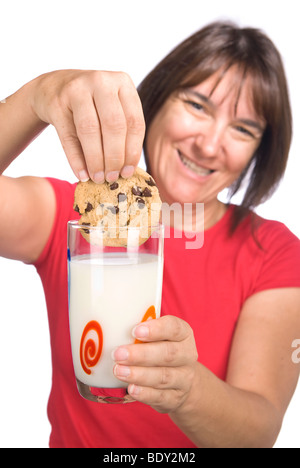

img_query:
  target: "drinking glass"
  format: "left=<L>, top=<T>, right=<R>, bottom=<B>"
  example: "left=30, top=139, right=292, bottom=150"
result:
left=67, top=221, right=164, bottom=403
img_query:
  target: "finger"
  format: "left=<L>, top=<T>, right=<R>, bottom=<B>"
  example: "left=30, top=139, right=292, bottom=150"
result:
left=118, top=83, right=145, bottom=177
left=53, top=110, right=90, bottom=182
left=72, top=93, right=105, bottom=183
left=113, top=363, right=192, bottom=391
left=132, top=315, right=193, bottom=344
left=94, top=88, right=126, bottom=181
left=113, top=341, right=187, bottom=367
left=126, top=384, right=185, bottom=412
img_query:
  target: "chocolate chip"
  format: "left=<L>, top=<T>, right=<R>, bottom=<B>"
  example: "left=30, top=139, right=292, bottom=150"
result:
left=118, top=193, right=127, bottom=203
left=85, top=202, right=93, bottom=212
left=136, top=197, right=145, bottom=208
left=81, top=222, right=90, bottom=234
left=132, top=186, right=142, bottom=196
left=110, top=182, right=119, bottom=190
left=74, top=204, right=80, bottom=213
left=107, top=206, right=119, bottom=214
left=146, top=178, right=156, bottom=187
left=141, top=187, right=152, bottom=197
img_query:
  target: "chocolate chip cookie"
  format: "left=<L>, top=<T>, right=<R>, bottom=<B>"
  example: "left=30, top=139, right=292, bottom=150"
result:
left=73, top=167, right=162, bottom=247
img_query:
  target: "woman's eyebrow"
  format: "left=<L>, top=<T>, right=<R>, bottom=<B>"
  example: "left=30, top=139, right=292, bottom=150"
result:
left=186, top=90, right=212, bottom=105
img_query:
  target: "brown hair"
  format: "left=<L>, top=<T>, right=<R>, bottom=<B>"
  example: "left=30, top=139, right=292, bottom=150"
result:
left=137, top=21, right=292, bottom=231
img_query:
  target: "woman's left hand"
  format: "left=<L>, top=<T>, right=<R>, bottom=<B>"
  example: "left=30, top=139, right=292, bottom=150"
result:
left=112, top=315, right=199, bottom=413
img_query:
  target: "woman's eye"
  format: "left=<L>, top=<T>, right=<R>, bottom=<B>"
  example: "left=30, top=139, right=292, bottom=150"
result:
left=185, top=100, right=204, bottom=111
left=235, top=126, right=254, bottom=138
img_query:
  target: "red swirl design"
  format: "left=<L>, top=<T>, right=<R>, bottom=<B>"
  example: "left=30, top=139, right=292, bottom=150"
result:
left=80, top=320, right=103, bottom=375
left=134, top=305, right=156, bottom=344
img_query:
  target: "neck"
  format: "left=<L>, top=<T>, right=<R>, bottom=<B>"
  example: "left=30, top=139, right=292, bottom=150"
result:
left=203, top=199, right=228, bottom=230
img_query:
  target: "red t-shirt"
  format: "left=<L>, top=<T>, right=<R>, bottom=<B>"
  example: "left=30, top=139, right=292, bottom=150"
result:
left=34, top=178, right=300, bottom=448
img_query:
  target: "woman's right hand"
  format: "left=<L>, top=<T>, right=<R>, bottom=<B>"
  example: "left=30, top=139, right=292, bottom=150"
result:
left=30, top=70, right=145, bottom=183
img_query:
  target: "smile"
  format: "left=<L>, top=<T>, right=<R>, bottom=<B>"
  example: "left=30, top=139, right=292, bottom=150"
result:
left=178, top=151, right=215, bottom=177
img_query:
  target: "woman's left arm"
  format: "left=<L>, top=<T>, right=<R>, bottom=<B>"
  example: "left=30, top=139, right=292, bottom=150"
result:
left=112, top=287, right=300, bottom=448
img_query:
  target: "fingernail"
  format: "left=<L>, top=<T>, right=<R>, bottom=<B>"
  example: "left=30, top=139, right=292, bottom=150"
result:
left=128, top=384, right=140, bottom=396
left=114, top=364, right=130, bottom=378
left=121, top=165, right=135, bottom=178
left=93, top=171, right=105, bottom=184
left=132, top=325, right=149, bottom=339
left=78, top=170, right=89, bottom=182
left=112, top=347, right=129, bottom=361
left=106, top=171, right=119, bottom=183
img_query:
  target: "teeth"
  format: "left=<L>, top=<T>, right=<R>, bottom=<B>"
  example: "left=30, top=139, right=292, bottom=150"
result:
left=178, top=151, right=214, bottom=176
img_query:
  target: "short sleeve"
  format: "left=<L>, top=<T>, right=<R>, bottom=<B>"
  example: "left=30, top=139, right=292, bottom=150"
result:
left=34, top=178, right=78, bottom=269
left=252, top=220, right=300, bottom=294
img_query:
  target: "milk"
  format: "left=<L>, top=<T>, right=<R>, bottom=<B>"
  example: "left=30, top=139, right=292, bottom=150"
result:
left=68, top=253, right=163, bottom=388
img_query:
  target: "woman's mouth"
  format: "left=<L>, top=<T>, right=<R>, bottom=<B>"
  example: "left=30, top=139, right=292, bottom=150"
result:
left=178, top=150, right=215, bottom=177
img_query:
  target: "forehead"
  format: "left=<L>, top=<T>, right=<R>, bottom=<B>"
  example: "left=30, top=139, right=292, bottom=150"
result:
left=190, top=67, right=258, bottom=116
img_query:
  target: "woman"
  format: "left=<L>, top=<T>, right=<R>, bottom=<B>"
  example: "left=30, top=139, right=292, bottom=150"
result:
left=0, top=22, right=299, bottom=448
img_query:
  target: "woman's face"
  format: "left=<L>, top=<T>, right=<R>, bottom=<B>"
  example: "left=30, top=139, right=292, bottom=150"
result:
left=146, top=67, right=266, bottom=208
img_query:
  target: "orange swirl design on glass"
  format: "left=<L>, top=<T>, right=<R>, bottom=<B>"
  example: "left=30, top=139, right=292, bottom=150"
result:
left=134, top=305, right=156, bottom=344
left=80, top=320, right=103, bottom=375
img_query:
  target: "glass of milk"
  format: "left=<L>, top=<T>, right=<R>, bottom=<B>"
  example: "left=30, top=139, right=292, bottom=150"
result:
left=67, top=221, right=164, bottom=403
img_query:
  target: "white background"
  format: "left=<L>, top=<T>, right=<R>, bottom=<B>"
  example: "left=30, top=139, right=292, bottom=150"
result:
left=0, top=0, right=299, bottom=448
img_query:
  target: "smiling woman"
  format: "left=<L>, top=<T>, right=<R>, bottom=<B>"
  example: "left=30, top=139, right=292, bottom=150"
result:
left=144, top=67, right=267, bottom=229
left=0, top=19, right=299, bottom=449
left=138, top=21, right=292, bottom=230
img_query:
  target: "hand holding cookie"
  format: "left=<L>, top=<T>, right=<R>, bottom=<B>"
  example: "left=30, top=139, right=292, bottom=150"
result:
left=30, top=70, right=145, bottom=183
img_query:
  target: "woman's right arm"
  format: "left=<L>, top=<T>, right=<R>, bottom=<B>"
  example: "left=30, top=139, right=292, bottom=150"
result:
left=0, top=79, right=48, bottom=173
left=0, top=70, right=145, bottom=263
left=0, top=77, right=55, bottom=264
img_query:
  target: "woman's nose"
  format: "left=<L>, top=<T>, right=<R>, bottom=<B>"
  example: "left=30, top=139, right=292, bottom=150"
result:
left=194, top=122, right=224, bottom=158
